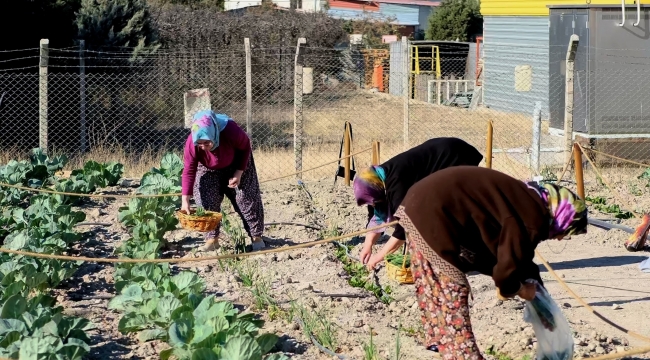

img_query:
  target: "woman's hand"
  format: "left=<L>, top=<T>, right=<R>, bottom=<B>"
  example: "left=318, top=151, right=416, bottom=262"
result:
left=359, top=232, right=381, bottom=265
left=366, top=236, right=404, bottom=271
left=517, top=282, right=537, bottom=301
left=181, top=195, right=191, bottom=214
left=229, top=170, right=243, bottom=188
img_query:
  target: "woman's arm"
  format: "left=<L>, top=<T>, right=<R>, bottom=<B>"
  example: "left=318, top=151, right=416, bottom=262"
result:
left=182, top=135, right=199, bottom=196
left=492, top=216, right=536, bottom=298
left=366, top=237, right=404, bottom=270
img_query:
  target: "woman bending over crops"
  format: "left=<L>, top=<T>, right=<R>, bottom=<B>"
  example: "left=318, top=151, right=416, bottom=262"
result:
left=394, top=166, right=588, bottom=359
left=353, top=137, right=483, bottom=270
left=181, top=110, right=265, bottom=252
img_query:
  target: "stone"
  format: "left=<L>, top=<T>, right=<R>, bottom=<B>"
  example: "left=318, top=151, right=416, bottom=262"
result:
left=588, top=343, right=597, bottom=352
left=562, top=302, right=572, bottom=308
left=599, top=335, right=607, bottom=342
left=612, top=304, right=622, bottom=310
left=595, top=346, right=606, bottom=355
left=591, top=331, right=598, bottom=340
left=352, top=319, right=364, bottom=328
left=616, top=346, right=626, bottom=353
left=296, top=283, right=313, bottom=291
left=389, top=302, right=399, bottom=312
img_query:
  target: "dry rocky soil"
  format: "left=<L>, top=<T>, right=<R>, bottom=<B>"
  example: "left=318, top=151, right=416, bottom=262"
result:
left=55, top=177, right=650, bottom=360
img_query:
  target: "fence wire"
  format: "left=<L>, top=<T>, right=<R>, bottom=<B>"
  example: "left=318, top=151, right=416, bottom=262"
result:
left=2, top=41, right=650, bottom=187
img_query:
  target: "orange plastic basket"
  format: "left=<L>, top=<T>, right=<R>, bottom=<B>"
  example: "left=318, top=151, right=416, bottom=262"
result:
left=176, top=210, right=222, bottom=232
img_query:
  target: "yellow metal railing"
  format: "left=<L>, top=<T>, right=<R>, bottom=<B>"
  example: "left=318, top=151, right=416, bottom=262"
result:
left=409, top=45, right=441, bottom=99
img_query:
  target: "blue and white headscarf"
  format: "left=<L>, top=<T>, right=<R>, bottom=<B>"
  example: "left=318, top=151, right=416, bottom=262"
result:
left=190, top=110, right=231, bottom=151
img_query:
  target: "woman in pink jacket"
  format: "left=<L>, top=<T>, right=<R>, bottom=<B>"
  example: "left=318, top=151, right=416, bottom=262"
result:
left=181, top=110, right=265, bottom=251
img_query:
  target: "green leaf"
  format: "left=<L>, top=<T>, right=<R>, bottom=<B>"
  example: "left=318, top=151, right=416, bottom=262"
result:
left=138, top=328, right=167, bottom=343
left=0, top=294, right=27, bottom=319
left=264, top=355, right=291, bottom=360
left=160, top=348, right=174, bottom=360
left=58, top=338, right=90, bottom=360
left=156, top=295, right=183, bottom=324
left=190, top=324, right=213, bottom=345
left=256, top=334, right=279, bottom=354
left=220, top=335, right=263, bottom=360
left=118, top=313, right=150, bottom=333
left=168, top=318, right=193, bottom=348
left=0, top=319, right=26, bottom=336
left=191, top=348, right=219, bottom=360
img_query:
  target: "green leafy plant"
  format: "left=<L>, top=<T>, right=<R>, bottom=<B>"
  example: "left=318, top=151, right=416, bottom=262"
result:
left=362, top=328, right=379, bottom=360
left=334, top=244, right=393, bottom=304
left=586, top=196, right=633, bottom=219
left=290, top=301, right=338, bottom=353
left=194, top=206, right=206, bottom=217
left=0, top=294, right=94, bottom=360
left=385, top=253, right=410, bottom=268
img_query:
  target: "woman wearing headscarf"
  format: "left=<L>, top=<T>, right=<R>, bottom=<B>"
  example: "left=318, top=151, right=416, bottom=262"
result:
left=393, top=166, right=588, bottom=359
left=353, top=137, right=484, bottom=270
left=181, top=110, right=265, bottom=252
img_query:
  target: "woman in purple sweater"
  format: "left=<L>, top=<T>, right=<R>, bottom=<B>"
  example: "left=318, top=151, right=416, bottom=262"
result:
left=181, top=110, right=265, bottom=251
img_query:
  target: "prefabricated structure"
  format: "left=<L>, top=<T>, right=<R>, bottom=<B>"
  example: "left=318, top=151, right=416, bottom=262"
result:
left=480, top=0, right=650, bottom=119
left=549, top=4, right=650, bottom=136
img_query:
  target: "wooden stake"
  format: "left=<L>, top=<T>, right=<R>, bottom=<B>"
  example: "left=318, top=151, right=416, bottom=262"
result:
left=573, top=143, right=585, bottom=200
left=372, top=140, right=381, bottom=166
left=344, top=122, right=351, bottom=186
left=486, top=120, right=493, bottom=169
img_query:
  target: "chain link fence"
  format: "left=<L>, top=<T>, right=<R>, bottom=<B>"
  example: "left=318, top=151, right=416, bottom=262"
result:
left=2, top=39, right=650, bottom=192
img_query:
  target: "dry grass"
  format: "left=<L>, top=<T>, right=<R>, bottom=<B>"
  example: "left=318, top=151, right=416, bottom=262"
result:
left=0, top=89, right=584, bottom=182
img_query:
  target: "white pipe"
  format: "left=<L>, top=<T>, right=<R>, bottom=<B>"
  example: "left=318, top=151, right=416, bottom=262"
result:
left=618, top=0, right=626, bottom=27
left=634, top=0, right=641, bottom=26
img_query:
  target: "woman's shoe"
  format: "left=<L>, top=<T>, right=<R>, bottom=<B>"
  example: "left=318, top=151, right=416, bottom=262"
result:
left=199, top=238, right=220, bottom=252
left=251, top=236, right=266, bottom=251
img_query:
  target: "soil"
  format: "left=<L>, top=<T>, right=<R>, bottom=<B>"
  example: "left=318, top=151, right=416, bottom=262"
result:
left=50, top=177, right=650, bottom=360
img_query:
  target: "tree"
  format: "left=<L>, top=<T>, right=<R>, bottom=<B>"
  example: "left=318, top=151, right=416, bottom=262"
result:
left=425, top=0, right=482, bottom=42
left=76, top=0, right=160, bottom=58
left=0, top=0, right=80, bottom=50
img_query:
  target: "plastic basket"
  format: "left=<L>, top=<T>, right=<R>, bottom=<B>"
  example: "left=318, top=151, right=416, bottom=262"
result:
left=176, top=210, right=222, bottom=232
left=384, top=252, right=414, bottom=284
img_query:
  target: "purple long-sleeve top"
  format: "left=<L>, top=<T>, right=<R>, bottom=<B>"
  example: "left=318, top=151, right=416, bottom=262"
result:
left=182, top=121, right=252, bottom=195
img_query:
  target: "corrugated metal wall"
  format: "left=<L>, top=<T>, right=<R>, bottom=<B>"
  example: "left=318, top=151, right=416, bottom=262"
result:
left=327, top=8, right=382, bottom=21
left=481, top=0, right=650, bottom=16
left=483, top=16, right=549, bottom=118
left=379, top=3, right=420, bottom=25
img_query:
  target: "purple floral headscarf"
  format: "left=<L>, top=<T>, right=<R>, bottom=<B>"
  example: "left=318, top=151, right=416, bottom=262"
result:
left=526, top=181, right=588, bottom=239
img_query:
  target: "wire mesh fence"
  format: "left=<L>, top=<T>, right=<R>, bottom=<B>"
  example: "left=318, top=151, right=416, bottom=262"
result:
left=1, top=39, right=650, bottom=188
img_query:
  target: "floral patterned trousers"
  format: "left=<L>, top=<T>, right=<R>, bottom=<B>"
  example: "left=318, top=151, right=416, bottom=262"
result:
left=408, top=239, right=485, bottom=360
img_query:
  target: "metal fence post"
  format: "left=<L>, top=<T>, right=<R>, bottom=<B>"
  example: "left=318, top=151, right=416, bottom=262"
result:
left=39, top=39, right=49, bottom=153
left=79, top=40, right=87, bottom=153
left=294, top=37, right=306, bottom=180
left=244, top=38, right=252, bottom=137
left=402, top=37, right=409, bottom=150
left=531, top=101, right=542, bottom=174
left=564, top=34, right=579, bottom=167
